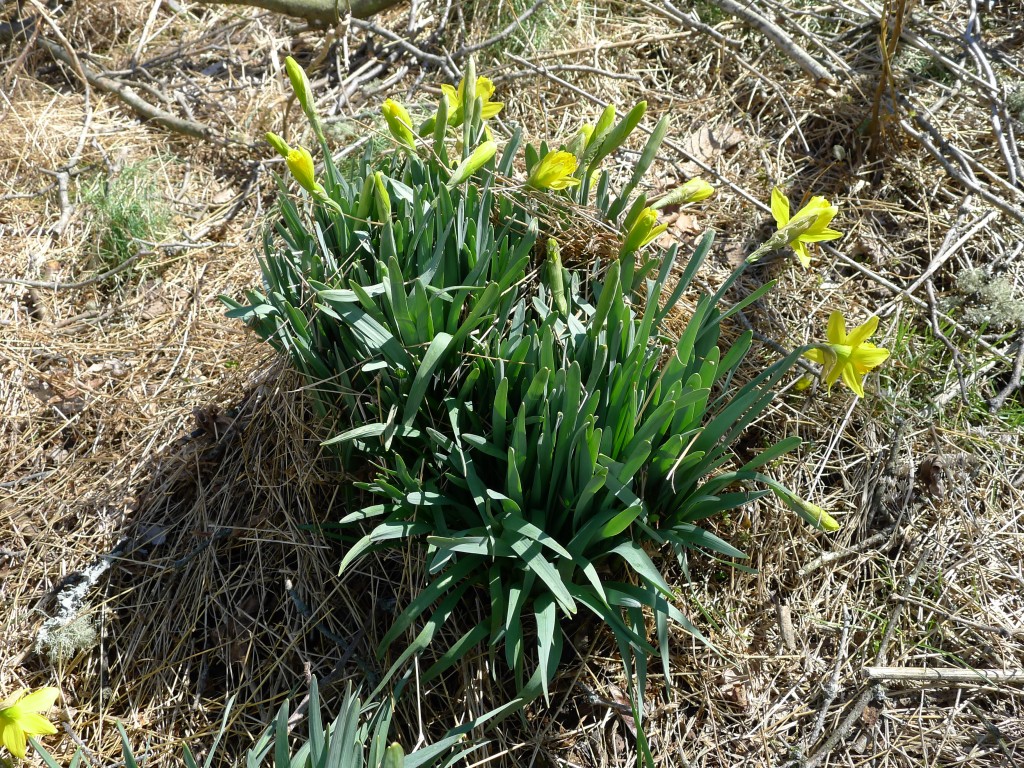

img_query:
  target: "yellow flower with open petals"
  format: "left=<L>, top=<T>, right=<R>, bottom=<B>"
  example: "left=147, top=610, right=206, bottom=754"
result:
left=804, top=311, right=890, bottom=397
left=1, top=687, right=60, bottom=759
left=770, top=187, right=842, bottom=268
left=440, top=76, right=503, bottom=127
left=526, top=151, right=581, bottom=191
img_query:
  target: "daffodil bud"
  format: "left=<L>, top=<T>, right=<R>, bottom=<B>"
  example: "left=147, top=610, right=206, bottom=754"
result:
left=382, top=743, right=405, bottom=768
left=265, top=131, right=291, bottom=159
left=285, top=146, right=321, bottom=196
left=285, top=56, right=314, bottom=118
left=769, top=484, right=840, bottom=532
left=382, top=98, right=417, bottom=150
left=355, top=173, right=375, bottom=222
left=620, top=207, right=667, bottom=254
left=546, top=238, right=568, bottom=316
left=446, top=140, right=496, bottom=188
left=652, top=178, right=715, bottom=209
left=526, top=151, right=581, bottom=191
left=373, top=171, right=391, bottom=219
left=789, top=495, right=840, bottom=532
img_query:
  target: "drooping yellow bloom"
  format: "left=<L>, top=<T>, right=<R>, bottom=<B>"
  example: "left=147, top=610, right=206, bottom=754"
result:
left=382, top=98, right=417, bottom=150
left=526, top=151, right=581, bottom=190
left=1, top=687, right=60, bottom=759
left=804, top=311, right=890, bottom=398
left=440, top=76, right=503, bottom=127
left=770, top=187, right=842, bottom=268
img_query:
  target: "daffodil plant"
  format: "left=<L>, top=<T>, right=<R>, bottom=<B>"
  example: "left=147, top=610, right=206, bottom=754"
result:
left=227, top=57, right=883, bottom=767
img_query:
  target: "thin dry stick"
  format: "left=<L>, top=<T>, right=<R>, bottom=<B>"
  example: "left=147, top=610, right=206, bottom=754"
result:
left=708, top=0, right=836, bottom=84
left=796, top=528, right=896, bottom=579
left=809, top=606, right=853, bottom=744
left=0, top=251, right=152, bottom=289
left=864, top=667, right=1024, bottom=684
left=454, top=0, right=547, bottom=57
left=989, top=330, right=1024, bottom=413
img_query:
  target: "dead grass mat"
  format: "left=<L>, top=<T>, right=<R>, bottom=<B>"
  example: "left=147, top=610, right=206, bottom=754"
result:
left=3, top=0, right=1024, bottom=766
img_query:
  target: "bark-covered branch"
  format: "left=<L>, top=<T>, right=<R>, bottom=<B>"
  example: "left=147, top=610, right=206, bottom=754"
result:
left=204, top=0, right=403, bottom=24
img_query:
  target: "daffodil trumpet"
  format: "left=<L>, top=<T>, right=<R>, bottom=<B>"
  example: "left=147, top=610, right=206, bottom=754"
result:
left=526, top=151, right=581, bottom=191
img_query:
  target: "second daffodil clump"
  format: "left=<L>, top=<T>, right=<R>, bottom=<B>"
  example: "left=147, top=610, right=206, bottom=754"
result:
left=805, top=310, right=890, bottom=397
left=1, top=687, right=60, bottom=759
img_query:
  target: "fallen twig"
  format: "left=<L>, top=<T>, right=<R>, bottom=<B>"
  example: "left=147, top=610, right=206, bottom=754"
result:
left=988, top=330, right=1024, bottom=413
left=708, top=0, right=836, bottom=85
left=864, top=667, right=1024, bottom=684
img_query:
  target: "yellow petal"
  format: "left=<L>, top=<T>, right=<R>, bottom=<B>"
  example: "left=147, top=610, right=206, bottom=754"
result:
left=803, top=348, right=825, bottom=364
left=481, top=101, right=503, bottom=119
left=2, top=720, right=27, bottom=759
left=440, top=84, right=458, bottom=103
left=846, top=315, right=879, bottom=347
left=841, top=364, right=866, bottom=397
left=771, top=187, right=789, bottom=226
left=792, top=240, right=812, bottom=268
left=16, top=688, right=59, bottom=714
left=826, top=311, right=847, bottom=345
left=16, top=713, right=57, bottom=738
left=799, top=228, right=843, bottom=243
left=475, top=76, right=495, bottom=101
left=853, top=344, right=890, bottom=372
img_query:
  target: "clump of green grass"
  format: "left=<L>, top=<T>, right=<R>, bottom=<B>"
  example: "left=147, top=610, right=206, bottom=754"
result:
left=81, top=161, right=171, bottom=281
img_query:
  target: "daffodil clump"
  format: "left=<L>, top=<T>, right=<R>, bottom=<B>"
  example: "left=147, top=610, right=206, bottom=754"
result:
left=1, top=687, right=59, bottom=759
left=227, top=57, right=885, bottom=758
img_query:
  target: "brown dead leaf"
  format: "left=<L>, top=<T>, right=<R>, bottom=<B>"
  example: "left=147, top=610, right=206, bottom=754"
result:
left=718, top=670, right=750, bottom=710
left=918, top=454, right=947, bottom=499
left=679, top=123, right=743, bottom=177
left=861, top=699, right=883, bottom=729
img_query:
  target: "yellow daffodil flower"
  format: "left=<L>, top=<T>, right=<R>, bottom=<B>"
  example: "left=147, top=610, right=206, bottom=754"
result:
left=652, top=178, right=715, bottom=209
left=382, top=98, right=417, bottom=150
left=770, top=187, right=842, bottom=268
left=1, top=687, right=60, bottom=759
left=526, top=151, right=581, bottom=190
left=804, top=311, right=890, bottom=398
left=441, top=76, right=503, bottom=127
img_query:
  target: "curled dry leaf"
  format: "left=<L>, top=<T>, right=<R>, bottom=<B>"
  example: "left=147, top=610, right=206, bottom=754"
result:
left=918, top=454, right=947, bottom=499
left=678, top=123, right=744, bottom=177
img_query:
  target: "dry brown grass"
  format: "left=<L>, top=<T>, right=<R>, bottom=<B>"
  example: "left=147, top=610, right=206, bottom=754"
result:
left=3, top=0, right=1024, bottom=766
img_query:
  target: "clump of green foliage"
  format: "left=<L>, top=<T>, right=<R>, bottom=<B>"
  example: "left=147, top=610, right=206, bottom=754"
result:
left=30, top=679, right=474, bottom=768
left=225, top=57, right=834, bottom=755
left=81, top=161, right=171, bottom=279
